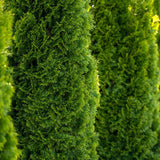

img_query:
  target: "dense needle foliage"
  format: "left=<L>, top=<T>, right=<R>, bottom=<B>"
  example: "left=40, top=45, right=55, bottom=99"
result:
left=5, top=0, right=99, bottom=159
left=91, top=0, right=160, bottom=159
left=0, top=1, right=19, bottom=160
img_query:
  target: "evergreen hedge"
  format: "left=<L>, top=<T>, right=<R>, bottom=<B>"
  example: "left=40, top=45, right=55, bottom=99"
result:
left=91, top=0, right=160, bottom=159
left=5, top=0, right=99, bottom=159
left=0, top=1, right=19, bottom=159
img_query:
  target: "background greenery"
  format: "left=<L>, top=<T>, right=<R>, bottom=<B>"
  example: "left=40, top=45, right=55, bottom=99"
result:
left=0, top=1, right=19, bottom=159
left=91, top=0, right=160, bottom=159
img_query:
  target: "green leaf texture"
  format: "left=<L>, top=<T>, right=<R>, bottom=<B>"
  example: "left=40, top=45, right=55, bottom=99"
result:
left=91, top=0, right=160, bottom=159
left=5, top=0, right=100, bottom=159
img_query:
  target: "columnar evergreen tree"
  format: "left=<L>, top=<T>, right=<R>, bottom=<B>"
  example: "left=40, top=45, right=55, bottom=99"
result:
left=0, top=1, right=19, bottom=159
left=5, top=0, right=99, bottom=159
left=91, top=0, right=160, bottom=159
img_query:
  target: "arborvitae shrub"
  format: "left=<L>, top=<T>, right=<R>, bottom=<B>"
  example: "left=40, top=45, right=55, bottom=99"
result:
left=0, top=1, right=19, bottom=160
left=5, top=0, right=99, bottom=159
left=91, top=0, right=160, bottom=159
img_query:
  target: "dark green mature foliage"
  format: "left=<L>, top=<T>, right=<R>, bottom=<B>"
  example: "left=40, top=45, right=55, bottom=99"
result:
left=5, top=0, right=99, bottom=159
left=91, top=0, right=160, bottom=159
left=0, top=1, right=19, bottom=160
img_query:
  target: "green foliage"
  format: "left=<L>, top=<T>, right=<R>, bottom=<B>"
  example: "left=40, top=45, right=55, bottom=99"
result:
left=154, top=0, right=160, bottom=17
left=5, top=0, right=99, bottom=159
left=91, top=0, right=160, bottom=159
left=154, top=0, right=160, bottom=51
left=153, top=0, right=160, bottom=61
left=0, top=1, right=19, bottom=160
left=152, top=0, right=160, bottom=158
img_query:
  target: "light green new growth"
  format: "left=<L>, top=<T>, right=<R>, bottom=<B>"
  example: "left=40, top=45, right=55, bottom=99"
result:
left=0, top=0, right=19, bottom=160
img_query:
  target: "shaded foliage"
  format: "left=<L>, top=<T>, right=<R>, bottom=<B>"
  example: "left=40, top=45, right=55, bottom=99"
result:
left=91, top=0, right=160, bottom=159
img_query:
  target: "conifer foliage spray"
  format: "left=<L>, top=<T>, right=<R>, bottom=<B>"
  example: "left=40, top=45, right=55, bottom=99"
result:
left=5, top=0, right=99, bottom=159
left=91, top=0, right=160, bottom=159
